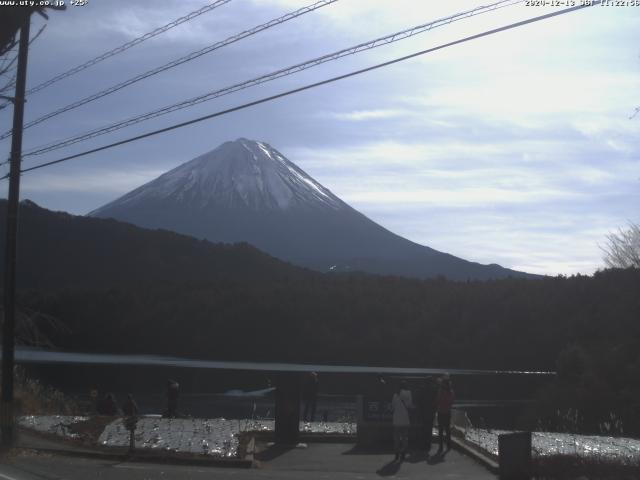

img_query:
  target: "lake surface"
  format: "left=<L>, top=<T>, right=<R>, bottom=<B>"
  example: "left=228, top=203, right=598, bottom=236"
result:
left=14, top=347, right=555, bottom=375
left=15, top=347, right=553, bottom=429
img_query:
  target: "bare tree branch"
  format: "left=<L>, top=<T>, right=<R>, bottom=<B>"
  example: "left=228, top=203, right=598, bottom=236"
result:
left=0, top=50, right=18, bottom=77
left=29, top=23, right=46, bottom=46
left=0, top=22, right=46, bottom=106
left=0, top=304, right=69, bottom=348
left=0, top=39, right=17, bottom=59
left=601, top=222, right=640, bottom=269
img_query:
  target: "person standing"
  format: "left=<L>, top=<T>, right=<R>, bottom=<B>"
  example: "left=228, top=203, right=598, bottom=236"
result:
left=421, top=377, right=438, bottom=453
left=302, top=372, right=319, bottom=422
left=122, top=394, right=139, bottom=453
left=100, top=393, right=119, bottom=416
left=436, top=374, right=455, bottom=452
left=89, top=388, right=99, bottom=415
left=166, top=379, right=180, bottom=418
left=122, top=393, right=139, bottom=417
left=391, top=380, right=413, bottom=461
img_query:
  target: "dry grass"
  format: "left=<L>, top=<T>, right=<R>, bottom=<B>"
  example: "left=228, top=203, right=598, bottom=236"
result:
left=12, top=366, right=80, bottom=415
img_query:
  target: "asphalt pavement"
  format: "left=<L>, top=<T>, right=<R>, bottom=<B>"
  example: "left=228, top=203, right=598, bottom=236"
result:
left=0, top=443, right=496, bottom=479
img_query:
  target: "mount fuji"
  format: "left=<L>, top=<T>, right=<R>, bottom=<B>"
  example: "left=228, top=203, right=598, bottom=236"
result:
left=90, top=138, right=532, bottom=280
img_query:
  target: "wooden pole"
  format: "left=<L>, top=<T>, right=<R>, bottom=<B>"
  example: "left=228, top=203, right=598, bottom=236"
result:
left=1, top=12, right=31, bottom=448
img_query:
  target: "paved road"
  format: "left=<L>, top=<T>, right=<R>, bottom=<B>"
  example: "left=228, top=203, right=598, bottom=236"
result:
left=0, top=444, right=496, bottom=479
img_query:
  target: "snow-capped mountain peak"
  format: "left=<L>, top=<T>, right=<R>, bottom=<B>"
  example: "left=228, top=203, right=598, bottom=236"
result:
left=90, top=138, right=534, bottom=280
left=93, top=138, right=343, bottom=213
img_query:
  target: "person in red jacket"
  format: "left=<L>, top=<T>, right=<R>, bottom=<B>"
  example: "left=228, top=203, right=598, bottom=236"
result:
left=436, top=374, right=454, bottom=452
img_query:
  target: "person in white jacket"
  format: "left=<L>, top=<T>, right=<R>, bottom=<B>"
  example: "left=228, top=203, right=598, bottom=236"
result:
left=391, top=380, right=413, bottom=461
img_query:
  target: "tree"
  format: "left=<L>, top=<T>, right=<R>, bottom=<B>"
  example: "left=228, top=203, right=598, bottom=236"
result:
left=602, top=222, right=640, bottom=269
left=0, top=5, right=60, bottom=110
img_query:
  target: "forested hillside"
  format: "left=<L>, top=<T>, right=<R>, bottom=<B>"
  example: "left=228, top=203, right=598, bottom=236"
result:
left=0, top=200, right=308, bottom=290
left=18, top=269, right=638, bottom=371
left=2, top=200, right=639, bottom=435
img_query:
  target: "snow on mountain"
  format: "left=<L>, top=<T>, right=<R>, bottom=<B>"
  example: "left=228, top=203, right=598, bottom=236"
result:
left=91, top=138, right=535, bottom=280
left=92, top=139, right=342, bottom=215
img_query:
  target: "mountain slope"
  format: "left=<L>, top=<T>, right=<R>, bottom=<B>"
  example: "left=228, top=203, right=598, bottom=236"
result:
left=91, top=138, right=534, bottom=280
left=0, top=200, right=307, bottom=291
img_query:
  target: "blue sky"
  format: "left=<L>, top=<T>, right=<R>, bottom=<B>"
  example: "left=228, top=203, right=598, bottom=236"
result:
left=1, top=0, right=638, bottom=275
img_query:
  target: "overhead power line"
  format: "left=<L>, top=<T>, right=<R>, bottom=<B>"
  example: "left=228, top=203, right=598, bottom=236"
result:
left=9, top=2, right=600, bottom=179
left=21, top=0, right=522, bottom=158
left=0, top=0, right=338, bottom=140
left=25, top=0, right=233, bottom=97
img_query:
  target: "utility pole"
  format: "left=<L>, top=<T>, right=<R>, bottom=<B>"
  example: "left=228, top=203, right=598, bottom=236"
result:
left=1, top=12, right=31, bottom=448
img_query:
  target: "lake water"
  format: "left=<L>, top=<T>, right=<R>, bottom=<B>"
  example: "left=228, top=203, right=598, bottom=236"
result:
left=14, top=348, right=554, bottom=375
left=15, top=347, right=552, bottom=429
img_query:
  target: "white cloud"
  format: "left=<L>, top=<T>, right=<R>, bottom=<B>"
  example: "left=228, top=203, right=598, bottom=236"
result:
left=341, top=187, right=582, bottom=208
left=12, top=0, right=640, bottom=277
left=287, top=132, right=639, bottom=275
left=323, top=109, right=409, bottom=121
left=362, top=206, right=628, bottom=276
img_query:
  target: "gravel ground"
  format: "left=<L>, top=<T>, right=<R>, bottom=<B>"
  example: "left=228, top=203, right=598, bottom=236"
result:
left=19, top=415, right=357, bottom=458
left=463, top=427, right=640, bottom=464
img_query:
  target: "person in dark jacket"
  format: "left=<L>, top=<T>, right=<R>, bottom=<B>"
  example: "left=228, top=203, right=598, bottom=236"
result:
left=166, top=379, right=179, bottom=418
left=421, top=376, right=438, bottom=453
left=99, top=393, right=119, bottom=416
left=302, top=372, right=319, bottom=422
left=122, top=393, right=139, bottom=417
left=436, top=374, right=455, bottom=452
left=122, top=393, right=139, bottom=453
left=90, top=388, right=99, bottom=414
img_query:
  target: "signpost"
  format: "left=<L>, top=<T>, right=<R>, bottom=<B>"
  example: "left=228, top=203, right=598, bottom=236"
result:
left=356, top=395, right=396, bottom=447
